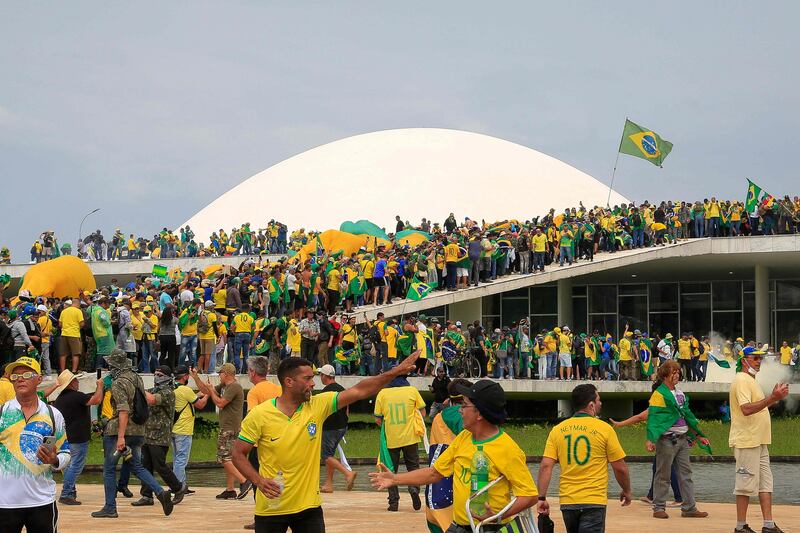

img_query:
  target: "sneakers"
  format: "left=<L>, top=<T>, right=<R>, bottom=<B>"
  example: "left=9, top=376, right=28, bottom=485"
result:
left=734, top=525, right=757, bottom=533
left=157, top=491, right=174, bottom=516
left=243, top=524, right=256, bottom=530
left=117, top=486, right=133, bottom=498
left=681, top=509, right=708, bottom=518
left=172, top=483, right=188, bottom=505
left=387, top=503, right=399, bottom=512
left=653, top=511, right=669, bottom=519
left=58, top=496, right=81, bottom=506
left=91, top=508, right=119, bottom=519
left=761, top=525, right=784, bottom=533
left=237, top=480, right=253, bottom=500
left=131, top=497, right=154, bottom=506
left=411, top=491, right=422, bottom=511
left=216, top=489, right=237, bottom=500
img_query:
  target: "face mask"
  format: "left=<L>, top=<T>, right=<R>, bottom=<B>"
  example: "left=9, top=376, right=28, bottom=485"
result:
left=747, top=365, right=758, bottom=377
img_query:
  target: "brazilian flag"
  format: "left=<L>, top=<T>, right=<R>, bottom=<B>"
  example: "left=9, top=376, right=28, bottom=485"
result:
left=407, top=276, right=434, bottom=301
left=618, top=119, right=673, bottom=167
left=348, top=276, right=366, bottom=297
left=639, top=338, right=654, bottom=377
left=377, top=424, right=394, bottom=471
left=396, top=333, right=415, bottom=357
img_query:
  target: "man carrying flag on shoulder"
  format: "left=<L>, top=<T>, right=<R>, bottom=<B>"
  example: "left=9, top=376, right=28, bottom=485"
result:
left=646, top=360, right=710, bottom=520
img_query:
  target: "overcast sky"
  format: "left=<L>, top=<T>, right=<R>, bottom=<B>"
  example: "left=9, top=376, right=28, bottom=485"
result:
left=1, top=2, right=798, bottom=256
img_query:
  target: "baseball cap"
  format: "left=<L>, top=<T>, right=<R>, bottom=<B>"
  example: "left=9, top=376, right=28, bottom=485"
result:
left=174, top=365, right=190, bottom=377
left=4, top=356, right=41, bottom=378
left=318, top=364, right=335, bottom=377
left=741, top=346, right=765, bottom=358
left=453, top=379, right=507, bottom=425
left=154, top=365, right=173, bottom=376
left=36, top=304, right=47, bottom=313
left=219, top=363, right=236, bottom=376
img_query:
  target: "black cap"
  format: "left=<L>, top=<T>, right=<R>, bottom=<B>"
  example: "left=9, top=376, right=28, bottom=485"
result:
left=155, top=365, right=173, bottom=376
left=454, top=379, right=507, bottom=425
left=174, top=365, right=189, bottom=377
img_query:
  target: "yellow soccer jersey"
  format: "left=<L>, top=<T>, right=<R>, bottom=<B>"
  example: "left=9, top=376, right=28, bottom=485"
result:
left=542, top=413, right=626, bottom=505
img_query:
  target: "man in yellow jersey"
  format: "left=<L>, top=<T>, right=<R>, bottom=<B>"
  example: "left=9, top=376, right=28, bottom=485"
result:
left=532, top=227, right=547, bottom=273
left=374, top=373, right=427, bottom=512
left=444, top=237, right=460, bottom=291
left=58, top=297, right=85, bottom=373
left=676, top=333, right=693, bottom=381
left=370, top=379, right=537, bottom=532
left=241, top=355, right=282, bottom=530
left=232, top=304, right=255, bottom=374
left=232, top=351, right=420, bottom=533
left=171, top=366, right=208, bottom=492
left=618, top=330, right=635, bottom=381
left=537, top=383, right=632, bottom=533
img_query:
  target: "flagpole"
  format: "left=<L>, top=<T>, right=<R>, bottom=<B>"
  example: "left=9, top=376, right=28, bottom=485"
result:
left=606, top=118, right=628, bottom=207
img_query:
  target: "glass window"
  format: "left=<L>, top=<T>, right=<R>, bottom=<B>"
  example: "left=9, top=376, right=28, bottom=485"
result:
left=681, top=282, right=710, bottom=294
left=649, top=283, right=679, bottom=312
left=505, top=287, right=529, bottom=298
left=531, top=286, right=557, bottom=315
left=743, top=297, right=755, bottom=341
left=530, top=314, right=557, bottom=334
left=776, top=310, right=800, bottom=346
left=425, top=305, right=447, bottom=318
left=649, top=312, right=679, bottom=338
left=482, top=316, right=500, bottom=333
left=680, top=293, right=711, bottom=337
left=572, top=285, right=587, bottom=296
left=502, top=298, right=529, bottom=328
left=712, top=311, right=743, bottom=341
left=776, top=281, right=800, bottom=309
left=573, top=297, right=587, bottom=335
left=589, top=314, right=617, bottom=338
left=619, top=295, right=648, bottom=333
left=483, top=294, right=501, bottom=316
left=713, top=281, right=742, bottom=311
left=743, top=280, right=755, bottom=292
left=619, top=284, right=647, bottom=296
left=589, top=285, right=617, bottom=314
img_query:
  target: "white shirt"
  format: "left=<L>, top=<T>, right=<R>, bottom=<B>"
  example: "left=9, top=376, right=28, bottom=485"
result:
left=0, top=399, right=70, bottom=508
left=657, top=339, right=674, bottom=359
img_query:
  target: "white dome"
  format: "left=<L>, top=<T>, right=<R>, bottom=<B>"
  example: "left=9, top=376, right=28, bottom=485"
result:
left=180, top=128, right=628, bottom=240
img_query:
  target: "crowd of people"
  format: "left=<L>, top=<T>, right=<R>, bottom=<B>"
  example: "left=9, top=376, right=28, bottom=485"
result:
left=0, top=344, right=789, bottom=533
left=6, top=194, right=800, bottom=266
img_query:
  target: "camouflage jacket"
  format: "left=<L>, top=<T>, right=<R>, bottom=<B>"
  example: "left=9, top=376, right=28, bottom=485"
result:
left=105, top=369, right=146, bottom=437
left=145, top=382, right=176, bottom=447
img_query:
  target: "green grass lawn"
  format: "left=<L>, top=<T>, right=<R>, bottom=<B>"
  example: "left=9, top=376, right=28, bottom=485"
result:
left=84, top=413, right=800, bottom=465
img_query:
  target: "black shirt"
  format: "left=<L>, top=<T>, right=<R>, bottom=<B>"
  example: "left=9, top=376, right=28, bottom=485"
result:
left=430, top=376, right=450, bottom=403
left=53, top=388, right=92, bottom=444
left=321, top=382, right=347, bottom=430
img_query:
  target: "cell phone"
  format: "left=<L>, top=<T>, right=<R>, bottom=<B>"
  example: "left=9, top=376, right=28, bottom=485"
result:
left=42, top=436, right=57, bottom=452
left=97, top=369, right=102, bottom=379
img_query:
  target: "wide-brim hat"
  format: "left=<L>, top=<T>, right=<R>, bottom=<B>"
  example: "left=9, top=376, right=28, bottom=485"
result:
left=51, top=370, right=78, bottom=399
left=103, top=349, right=131, bottom=369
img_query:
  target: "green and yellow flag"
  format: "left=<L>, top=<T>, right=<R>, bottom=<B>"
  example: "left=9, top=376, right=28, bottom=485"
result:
left=745, top=178, right=775, bottom=213
left=152, top=264, right=168, bottom=278
left=406, top=276, right=434, bottom=301
left=619, top=119, right=673, bottom=167
left=647, top=383, right=712, bottom=455
left=377, top=424, right=394, bottom=471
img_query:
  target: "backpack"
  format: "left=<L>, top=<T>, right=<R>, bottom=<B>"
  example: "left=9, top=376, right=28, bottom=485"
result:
left=368, top=324, right=382, bottom=345
left=197, top=311, right=210, bottom=335
left=122, top=375, right=150, bottom=425
left=0, top=320, right=14, bottom=352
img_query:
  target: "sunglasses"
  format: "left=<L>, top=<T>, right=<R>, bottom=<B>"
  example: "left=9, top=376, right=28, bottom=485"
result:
left=748, top=355, right=764, bottom=361
left=10, top=371, right=39, bottom=381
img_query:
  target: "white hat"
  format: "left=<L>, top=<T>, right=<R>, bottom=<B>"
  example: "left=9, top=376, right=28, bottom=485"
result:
left=51, top=370, right=78, bottom=399
left=36, top=304, right=47, bottom=313
left=318, top=364, right=336, bottom=377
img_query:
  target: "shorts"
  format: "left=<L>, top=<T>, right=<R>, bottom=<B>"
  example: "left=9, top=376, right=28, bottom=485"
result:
left=366, top=278, right=375, bottom=290
left=559, top=353, right=572, bottom=367
left=373, top=277, right=389, bottom=287
left=199, top=339, right=216, bottom=356
left=217, top=430, right=236, bottom=463
left=456, top=268, right=468, bottom=278
left=321, top=428, right=347, bottom=460
left=59, top=336, right=82, bottom=357
left=733, top=445, right=773, bottom=496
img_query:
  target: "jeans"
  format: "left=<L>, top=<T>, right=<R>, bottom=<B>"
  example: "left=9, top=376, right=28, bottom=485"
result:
left=102, top=435, right=163, bottom=511
left=559, top=246, right=573, bottom=266
left=693, top=216, right=705, bottom=237
left=709, top=216, right=720, bottom=237
left=647, top=455, right=682, bottom=501
left=61, top=441, right=89, bottom=499
left=633, top=228, right=645, bottom=248
left=233, top=332, right=251, bottom=373
left=546, top=352, right=557, bottom=378
left=538, top=356, right=548, bottom=380
left=387, top=444, right=420, bottom=505
left=561, top=505, right=607, bottom=533
left=469, top=259, right=480, bottom=284
left=360, top=352, right=375, bottom=376
left=180, top=335, right=197, bottom=367
left=172, top=434, right=193, bottom=483
left=518, top=251, right=530, bottom=273
left=445, top=263, right=457, bottom=289
left=533, top=251, right=545, bottom=271
left=139, top=340, right=158, bottom=373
